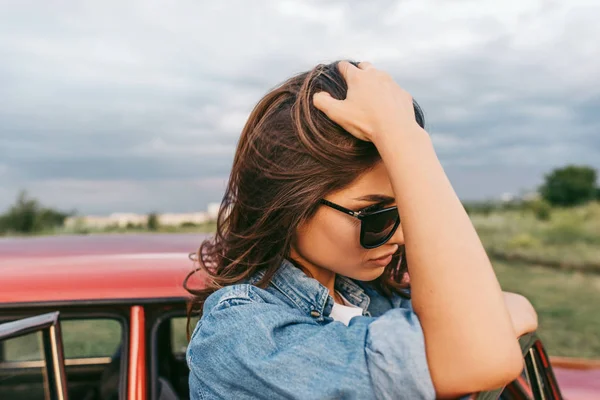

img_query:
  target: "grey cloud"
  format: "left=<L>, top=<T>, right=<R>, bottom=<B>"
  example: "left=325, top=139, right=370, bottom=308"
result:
left=1, top=0, right=599, bottom=213
left=1, top=152, right=234, bottom=181
left=0, top=178, right=229, bottom=215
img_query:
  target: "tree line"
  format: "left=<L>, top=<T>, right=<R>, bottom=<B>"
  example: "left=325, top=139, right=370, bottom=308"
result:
left=464, top=165, right=600, bottom=219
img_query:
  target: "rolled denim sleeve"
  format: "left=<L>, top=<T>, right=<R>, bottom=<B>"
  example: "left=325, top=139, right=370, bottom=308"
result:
left=187, top=292, right=435, bottom=400
left=365, top=308, right=435, bottom=399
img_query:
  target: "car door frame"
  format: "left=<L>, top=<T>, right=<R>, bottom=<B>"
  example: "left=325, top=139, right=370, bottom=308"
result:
left=0, top=302, right=132, bottom=400
left=0, top=311, right=69, bottom=400
left=475, top=332, right=564, bottom=400
left=521, top=333, right=563, bottom=399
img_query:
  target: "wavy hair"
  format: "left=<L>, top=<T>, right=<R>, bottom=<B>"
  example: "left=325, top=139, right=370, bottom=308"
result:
left=185, top=60, right=425, bottom=334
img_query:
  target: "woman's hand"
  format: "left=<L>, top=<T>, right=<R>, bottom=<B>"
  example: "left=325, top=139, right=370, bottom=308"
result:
left=313, top=61, right=420, bottom=144
left=503, top=292, right=539, bottom=337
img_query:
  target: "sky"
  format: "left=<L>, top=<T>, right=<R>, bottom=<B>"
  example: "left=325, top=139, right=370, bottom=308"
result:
left=1, top=0, right=599, bottom=215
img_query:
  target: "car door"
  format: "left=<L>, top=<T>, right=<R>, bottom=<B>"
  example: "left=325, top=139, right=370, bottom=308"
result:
left=475, top=332, right=564, bottom=400
left=518, top=333, right=563, bottom=400
left=0, top=311, right=69, bottom=400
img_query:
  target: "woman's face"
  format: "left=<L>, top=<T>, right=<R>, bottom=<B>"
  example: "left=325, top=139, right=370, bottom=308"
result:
left=291, top=161, right=404, bottom=281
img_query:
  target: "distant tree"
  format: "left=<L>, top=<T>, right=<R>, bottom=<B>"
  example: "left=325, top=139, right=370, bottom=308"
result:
left=524, top=198, right=552, bottom=221
left=539, top=165, right=598, bottom=207
left=0, top=191, right=70, bottom=234
left=147, top=213, right=160, bottom=231
left=461, top=201, right=497, bottom=216
left=37, top=207, right=70, bottom=228
left=462, top=203, right=472, bottom=215
left=126, top=222, right=143, bottom=230
left=1, top=191, right=40, bottom=233
left=0, top=215, right=7, bottom=235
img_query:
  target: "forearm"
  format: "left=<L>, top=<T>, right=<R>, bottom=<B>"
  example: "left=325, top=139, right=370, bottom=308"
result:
left=311, top=60, right=524, bottom=393
left=376, top=127, right=522, bottom=391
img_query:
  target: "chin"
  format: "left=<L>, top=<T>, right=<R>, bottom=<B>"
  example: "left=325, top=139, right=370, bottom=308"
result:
left=351, top=266, right=386, bottom=282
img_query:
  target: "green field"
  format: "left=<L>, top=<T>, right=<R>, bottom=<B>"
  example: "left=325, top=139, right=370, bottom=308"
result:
left=472, top=202, right=600, bottom=273
left=474, top=202, right=600, bottom=358
left=493, top=259, right=600, bottom=359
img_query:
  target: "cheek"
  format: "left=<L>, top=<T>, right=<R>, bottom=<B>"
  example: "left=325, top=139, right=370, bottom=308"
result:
left=317, top=214, right=361, bottom=252
left=295, top=213, right=362, bottom=265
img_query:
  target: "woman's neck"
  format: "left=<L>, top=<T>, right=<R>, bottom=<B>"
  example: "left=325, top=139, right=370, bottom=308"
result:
left=289, top=250, right=339, bottom=303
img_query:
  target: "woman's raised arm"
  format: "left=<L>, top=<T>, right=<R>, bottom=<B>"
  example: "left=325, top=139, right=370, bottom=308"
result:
left=314, top=61, right=526, bottom=398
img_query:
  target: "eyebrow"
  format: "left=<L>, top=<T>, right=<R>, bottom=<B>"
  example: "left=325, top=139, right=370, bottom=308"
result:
left=352, top=194, right=395, bottom=204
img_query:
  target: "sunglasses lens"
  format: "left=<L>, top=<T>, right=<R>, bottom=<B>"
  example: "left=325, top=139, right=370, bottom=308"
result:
left=361, top=209, right=399, bottom=248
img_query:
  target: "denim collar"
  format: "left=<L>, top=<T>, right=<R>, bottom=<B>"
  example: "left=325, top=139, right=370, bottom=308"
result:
left=249, top=259, right=371, bottom=319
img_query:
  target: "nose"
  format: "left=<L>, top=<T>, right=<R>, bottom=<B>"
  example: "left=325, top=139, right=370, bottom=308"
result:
left=387, top=223, right=405, bottom=247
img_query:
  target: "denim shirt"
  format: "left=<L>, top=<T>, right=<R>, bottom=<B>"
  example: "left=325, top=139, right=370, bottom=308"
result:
left=187, top=259, right=435, bottom=400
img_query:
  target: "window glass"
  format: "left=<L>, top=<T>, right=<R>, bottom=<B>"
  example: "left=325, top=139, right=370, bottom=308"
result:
left=3, top=318, right=121, bottom=361
left=171, top=316, right=198, bottom=355
left=0, top=331, right=51, bottom=400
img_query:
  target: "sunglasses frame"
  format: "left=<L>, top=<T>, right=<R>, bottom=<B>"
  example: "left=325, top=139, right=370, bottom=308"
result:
left=319, top=199, right=401, bottom=249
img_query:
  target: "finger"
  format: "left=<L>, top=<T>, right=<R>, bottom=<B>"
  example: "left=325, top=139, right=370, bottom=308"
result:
left=337, top=60, right=359, bottom=81
left=358, top=61, right=374, bottom=70
left=313, top=91, right=343, bottom=120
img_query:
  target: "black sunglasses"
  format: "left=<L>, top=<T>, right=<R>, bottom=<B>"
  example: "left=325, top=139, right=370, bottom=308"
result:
left=319, top=199, right=400, bottom=249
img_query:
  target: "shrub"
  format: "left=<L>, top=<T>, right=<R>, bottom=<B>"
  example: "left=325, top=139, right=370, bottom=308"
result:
left=508, top=233, right=541, bottom=249
left=524, top=199, right=552, bottom=221
left=147, top=213, right=160, bottom=231
left=542, top=220, right=594, bottom=245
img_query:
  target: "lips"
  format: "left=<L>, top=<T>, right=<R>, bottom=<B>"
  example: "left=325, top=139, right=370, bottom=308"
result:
left=371, top=252, right=395, bottom=262
left=369, top=254, right=394, bottom=267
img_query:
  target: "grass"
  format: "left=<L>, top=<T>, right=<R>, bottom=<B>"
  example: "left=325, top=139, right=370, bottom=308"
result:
left=471, top=202, right=600, bottom=357
left=493, top=258, right=600, bottom=359
left=472, top=202, right=600, bottom=273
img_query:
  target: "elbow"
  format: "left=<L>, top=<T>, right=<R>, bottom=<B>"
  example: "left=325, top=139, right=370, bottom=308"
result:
left=433, top=340, right=524, bottom=397
left=469, top=340, right=524, bottom=392
left=503, top=345, right=526, bottom=381
left=486, top=343, right=524, bottom=387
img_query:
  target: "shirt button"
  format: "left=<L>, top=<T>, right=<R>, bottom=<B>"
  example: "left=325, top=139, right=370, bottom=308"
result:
left=310, top=310, right=321, bottom=318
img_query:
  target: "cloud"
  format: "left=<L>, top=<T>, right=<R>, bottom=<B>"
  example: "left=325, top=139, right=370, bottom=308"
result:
left=0, top=0, right=599, bottom=213
left=5, top=178, right=229, bottom=215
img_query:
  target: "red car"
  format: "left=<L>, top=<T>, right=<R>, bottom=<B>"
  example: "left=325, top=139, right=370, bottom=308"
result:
left=1, top=234, right=598, bottom=400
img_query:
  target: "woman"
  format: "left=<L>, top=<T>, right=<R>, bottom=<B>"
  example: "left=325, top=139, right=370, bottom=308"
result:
left=184, top=60, right=538, bottom=399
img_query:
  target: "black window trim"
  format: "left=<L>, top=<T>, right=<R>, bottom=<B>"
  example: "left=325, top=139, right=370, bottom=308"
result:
left=0, top=296, right=189, bottom=310
left=0, top=312, right=68, bottom=400
left=0, top=308, right=130, bottom=400
left=148, top=303, right=190, bottom=400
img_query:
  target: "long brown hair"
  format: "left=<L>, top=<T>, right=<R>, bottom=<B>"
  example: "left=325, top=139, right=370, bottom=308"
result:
left=184, top=60, right=425, bottom=332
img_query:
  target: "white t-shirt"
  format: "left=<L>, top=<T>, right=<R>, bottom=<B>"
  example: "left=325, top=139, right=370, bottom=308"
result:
left=330, top=291, right=363, bottom=326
